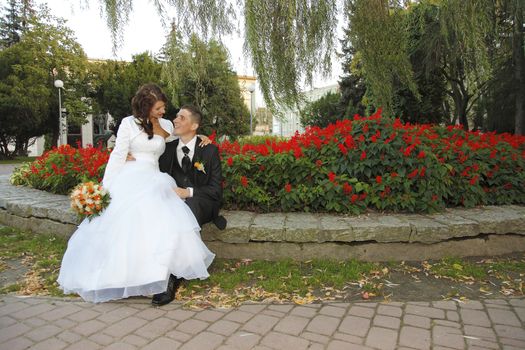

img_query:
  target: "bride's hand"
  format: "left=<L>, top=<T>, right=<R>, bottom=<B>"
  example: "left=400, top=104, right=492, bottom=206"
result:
left=126, top=153, right=136, bottom=161
left=197, top=134, right=212, bottom=147
left=173, top=187, right=190, bottom=199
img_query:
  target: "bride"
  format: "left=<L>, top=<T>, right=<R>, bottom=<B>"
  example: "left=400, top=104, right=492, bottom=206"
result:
left=57, top=83, right=215, bottom=304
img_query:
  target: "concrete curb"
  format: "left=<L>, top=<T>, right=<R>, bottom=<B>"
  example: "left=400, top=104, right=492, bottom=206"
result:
left=1, top=175, right=524, bottom=261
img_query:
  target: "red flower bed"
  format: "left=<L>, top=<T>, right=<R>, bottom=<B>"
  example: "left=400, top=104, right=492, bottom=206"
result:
left=11, top=143, right=110, bottom=195
left=11, top=111, right=525, bottom=215
left=219, top=110, right=525, bottom=213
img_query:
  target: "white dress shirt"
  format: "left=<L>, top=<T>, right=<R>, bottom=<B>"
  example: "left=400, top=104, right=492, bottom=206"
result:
left=176, top=135, right=197, bottom=197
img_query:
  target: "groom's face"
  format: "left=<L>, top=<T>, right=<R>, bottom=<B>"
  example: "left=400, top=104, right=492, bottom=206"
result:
left=173, top=109, right=199, bottom=136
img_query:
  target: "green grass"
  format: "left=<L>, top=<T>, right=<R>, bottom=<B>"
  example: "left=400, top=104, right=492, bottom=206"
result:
left=427, top=257, right=487, bottom=280
left=0, top=156, right=36, bottom=164
left=0, top=226, right=67, bottom=296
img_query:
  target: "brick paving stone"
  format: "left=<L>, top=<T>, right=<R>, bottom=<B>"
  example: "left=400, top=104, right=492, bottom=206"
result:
left=54, top=318, right=77, bottom=329
left=68, top=309, right=100, bottom=322
left=11, top=303, right=55, bottom=320
left=290, top=306, right=318, bottom=318
left=103, top=342, right=137, bottom=350
left=195, top=310, right=225, bottom=322
left=261, top=331, right=310, bottom=350
left=133, top=307, right=166, bottom=321
left=223, top=310, right=254, bottom=323
left=486, top=299, right=508, bottom=305
left=320, top=305, right=346, bottom=317
left=25, top=324, right=62, bottom=342
left=356, top=302, right=378, bottom=307
left=464, top=325, right=497, bottom=340
left=30, top=337, right=68, bottom=350
left=487, top=307, right=522, bottom=326
left=432, top=325, right=465, bottom=349
left=377, top=305, right=402, bottom=317
left=143, top=337, right=182, bottom=350
left=348, top=306, right=375, bottom=318
left=208, top=319, right=241, bottom=336
left=307, top=343, right=325, bottom=350
left=121, top=334, right=149, bottom=347
left=405, top=305, right=445, bottom=319
left=103, top=316, right=148, bottom=338
left=446, top=310, right=460, bottom=321
left=365, top=326, right=398, bottom=350
left=96, top=306, right=138, bottom=323
left=432, top=301, right=458, bottom=310
left=0, top=336, right=34, bottom=350
left=327, top=340, right=374, bottom=349
left=306, top=315, right=340, bottom=336
left=0, top=315, right=16, bottom=327
left=434, top=320, right=461, bottom=328
left=499, top=337, right=525, bottom=348
left=176, top=319, right=210, bottom=335
left=408, top=301, right=430, bottom=306
left=399, top=326, right=430, bottom=350
left=64, top=339, right=102, bottom=350
left=514, top=307, right=525, bottom=323
left=459, top=300, right=484, bottom=309
left=403, top=314, right=431, bottom=329
left=338, top=315, right=371, bottom=337
left=0, top=322, right=31, bottom=343
left=165, top=309, right=196, bottom=322
left=58, top=330, right=83, bottom=344
left=274, top=315, right=309, bottom=336
left=509, top=299, right=525, bottom=307
left=252, top=346, right=273, bottom=350
left=494, top=325, right=525, bottom=340
left=263, top=310, right=286, bottom=318
left=23, top=317, right=47, bottom=327
left=134, top=317, right=179, bottom=339
left=242, top=314, right=279, bottom=335
left=225, top=331, right=261, bottom=349
left=460, top=308, right=491, bottom=327
left=0, top=301, right=30, bottom=316
left=373, top=315, right=400, bottom=329
left=465, top=338, right=500, bottom=349
left=332, top=332, right=364, bottom=344
left=165, top=330, right=192, bottom=343
left=301, top=331, right=330, bottom=344
left=90, top=303, right=121, bottom=313
left=39, top=305, right=83, bottom=321
left=87, top=333, right=114, bottom=346
left=268, top=304, right=294, bottom=313
left=238, top=304, right=267, bottom=314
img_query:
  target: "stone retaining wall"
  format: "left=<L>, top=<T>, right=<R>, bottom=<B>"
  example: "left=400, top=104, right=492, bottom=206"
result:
left=1, top=175, right=524, bottom=261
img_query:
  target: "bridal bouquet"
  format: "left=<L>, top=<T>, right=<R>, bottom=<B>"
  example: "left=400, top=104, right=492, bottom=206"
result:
left=70, top=181, right=111, bottom=221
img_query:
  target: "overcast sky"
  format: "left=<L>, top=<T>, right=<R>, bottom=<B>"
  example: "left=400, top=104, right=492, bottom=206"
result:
left=37, top=0, right=344, bottom=105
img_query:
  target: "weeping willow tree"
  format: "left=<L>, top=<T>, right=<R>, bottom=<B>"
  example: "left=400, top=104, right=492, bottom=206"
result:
left=93, top=0, right=339, bottom=112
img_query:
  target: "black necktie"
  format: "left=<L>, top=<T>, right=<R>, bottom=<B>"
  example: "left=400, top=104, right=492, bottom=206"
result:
left=181, top=145, right=191, bottom=173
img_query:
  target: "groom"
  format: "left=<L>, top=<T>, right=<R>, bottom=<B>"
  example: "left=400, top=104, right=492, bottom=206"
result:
left=153, top=105, right=226, bottom=306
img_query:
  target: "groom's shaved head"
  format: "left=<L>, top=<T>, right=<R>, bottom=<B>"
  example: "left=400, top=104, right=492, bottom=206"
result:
left=180, top=105, right=202, bottom=126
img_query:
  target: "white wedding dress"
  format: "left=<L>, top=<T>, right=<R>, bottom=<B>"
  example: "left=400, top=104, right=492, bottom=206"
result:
left=57, top=116, right=215, bottom=303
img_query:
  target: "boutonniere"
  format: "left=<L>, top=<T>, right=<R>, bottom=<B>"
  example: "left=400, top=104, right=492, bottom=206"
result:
left=194, top=160, right=206, bottom=174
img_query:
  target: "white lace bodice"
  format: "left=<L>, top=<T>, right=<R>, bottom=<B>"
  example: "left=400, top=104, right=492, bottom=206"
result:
left=102, top=116, right=175, bottom=188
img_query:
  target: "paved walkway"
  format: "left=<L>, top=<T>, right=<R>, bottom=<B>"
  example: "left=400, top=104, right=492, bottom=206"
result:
left=0, top=295, right=524, bottom=350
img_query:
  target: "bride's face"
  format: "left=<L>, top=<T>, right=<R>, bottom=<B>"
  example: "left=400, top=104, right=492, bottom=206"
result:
left=149, top=101, right=166, bottom=119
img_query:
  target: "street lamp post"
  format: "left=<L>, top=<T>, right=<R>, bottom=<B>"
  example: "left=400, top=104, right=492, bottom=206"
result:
left=247, top=84, right=255, bottom=135
left=54, top=80, right=66, bottom=146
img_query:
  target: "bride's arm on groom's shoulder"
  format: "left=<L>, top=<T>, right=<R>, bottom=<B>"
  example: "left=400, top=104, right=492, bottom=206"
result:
left=162, top=118, right=178, bottom=142
left=102, top=117, right=132, bottom=188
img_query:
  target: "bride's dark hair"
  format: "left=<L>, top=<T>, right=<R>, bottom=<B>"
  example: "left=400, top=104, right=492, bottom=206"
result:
left=131, top=83, right=168, bottom=139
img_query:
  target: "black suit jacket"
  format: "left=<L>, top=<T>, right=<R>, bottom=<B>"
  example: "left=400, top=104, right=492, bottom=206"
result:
left=159, top=137, right=223, bottom=224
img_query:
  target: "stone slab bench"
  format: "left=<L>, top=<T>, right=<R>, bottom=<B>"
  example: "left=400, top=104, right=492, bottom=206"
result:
left=1, top=175, right=524, bottom=261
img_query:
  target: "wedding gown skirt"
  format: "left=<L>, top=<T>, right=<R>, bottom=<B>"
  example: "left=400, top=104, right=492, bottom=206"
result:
left=57, top=159, right=215, bottom=303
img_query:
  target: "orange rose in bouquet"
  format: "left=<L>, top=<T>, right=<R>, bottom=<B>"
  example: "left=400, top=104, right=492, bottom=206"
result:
left=70, top=181, right=111, bottom=221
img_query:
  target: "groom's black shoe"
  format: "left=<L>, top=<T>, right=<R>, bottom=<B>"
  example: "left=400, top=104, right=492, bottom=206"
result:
left=213, top=215, right=227, bottom=230
left=152, top=275, right=183, bottom=306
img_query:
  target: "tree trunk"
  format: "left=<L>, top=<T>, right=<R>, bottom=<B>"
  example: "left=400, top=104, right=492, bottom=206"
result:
left=513, top=1, right=524, bottom=135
